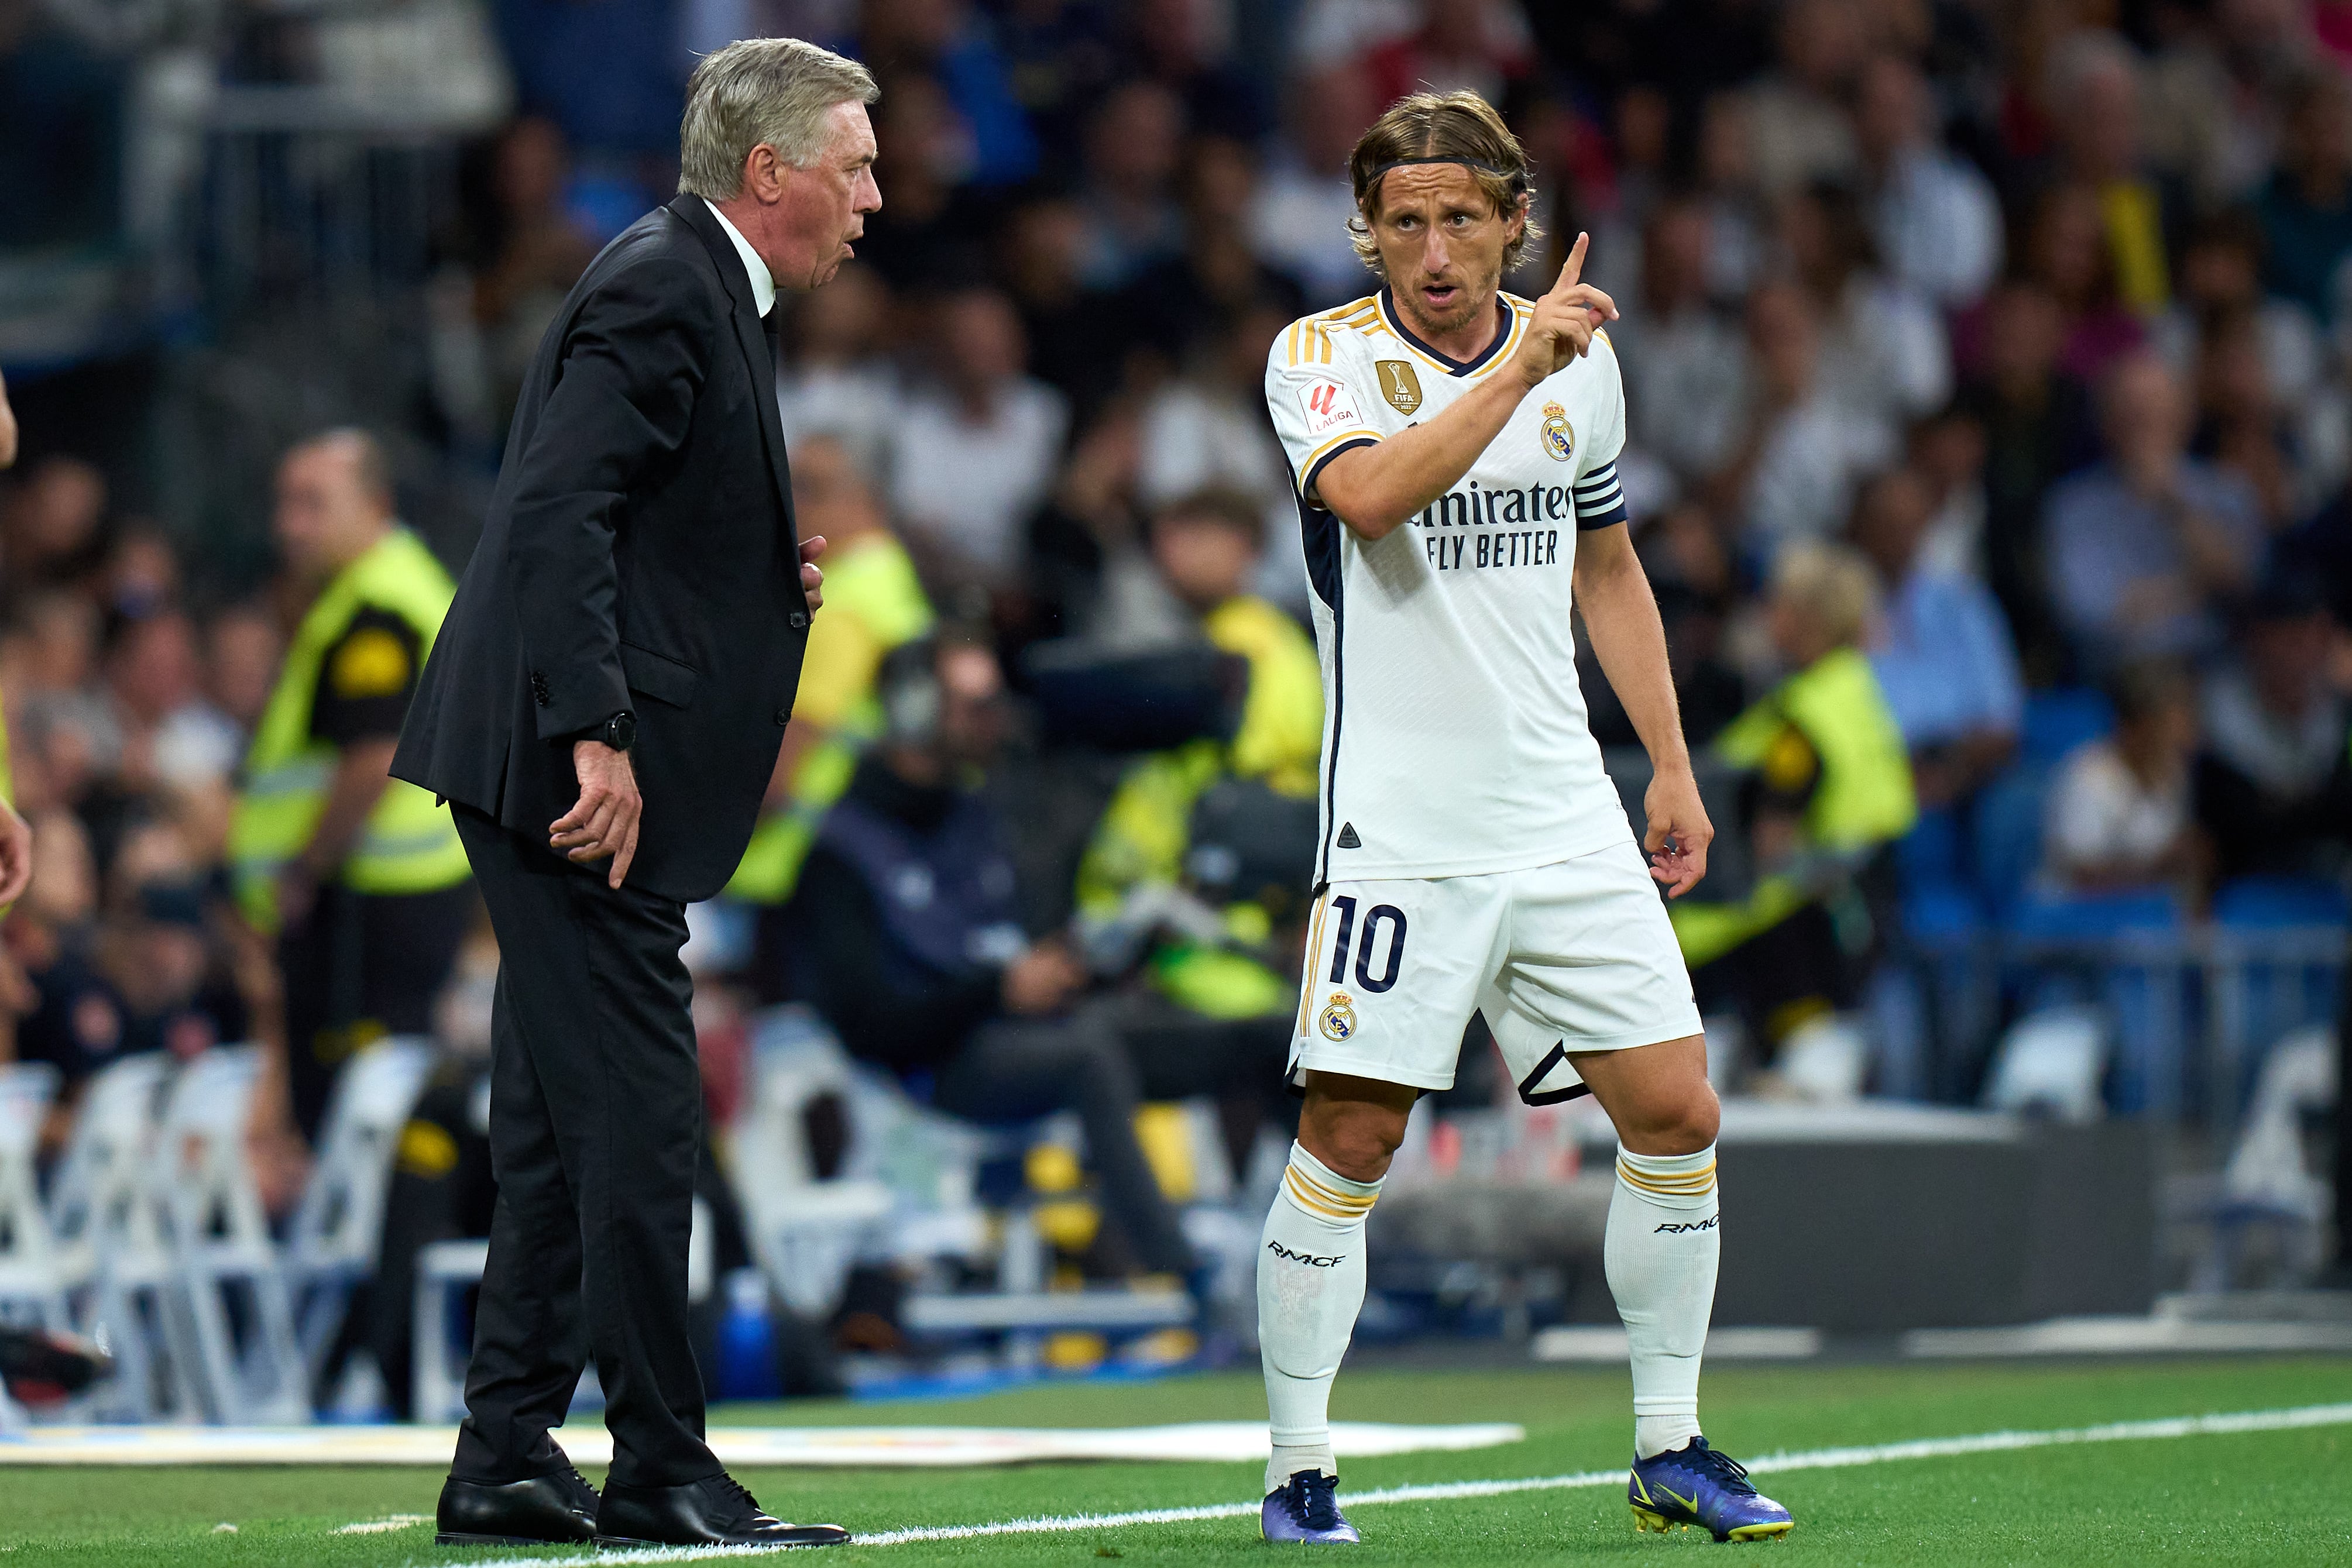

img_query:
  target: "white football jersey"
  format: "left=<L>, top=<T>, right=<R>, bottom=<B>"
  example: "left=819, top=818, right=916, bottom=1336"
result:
left=1266, top=287, right=1637, bottom=885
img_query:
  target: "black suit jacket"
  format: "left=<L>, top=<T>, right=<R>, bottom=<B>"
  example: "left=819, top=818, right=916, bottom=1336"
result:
left=393, top=196, right=812, bottom=903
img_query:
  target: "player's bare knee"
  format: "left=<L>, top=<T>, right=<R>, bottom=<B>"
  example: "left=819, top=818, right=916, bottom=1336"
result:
left=1619, top=1077, right=1719, bottom=1156
left=1299, top=1091, right=1410, bottom=1184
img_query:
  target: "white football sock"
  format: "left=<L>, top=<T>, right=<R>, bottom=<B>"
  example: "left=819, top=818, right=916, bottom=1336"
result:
left=1606, top=1144, right=1720, bottom=1460
left=1258, top=1141, right=1380, bottom=1494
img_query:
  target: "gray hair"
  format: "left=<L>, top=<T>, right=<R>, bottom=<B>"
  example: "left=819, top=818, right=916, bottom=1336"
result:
left=677, top=37, right=878, bottom=201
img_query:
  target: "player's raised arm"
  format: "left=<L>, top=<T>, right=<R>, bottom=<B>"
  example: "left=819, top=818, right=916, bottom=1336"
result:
left=1309, top=232, right=1613, bottom=540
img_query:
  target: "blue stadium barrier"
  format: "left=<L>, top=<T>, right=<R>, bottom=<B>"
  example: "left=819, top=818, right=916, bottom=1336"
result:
left=2019, top=687, right=2114, bottom=765
left=2203, top=878, right=2348, bottom=1127
left=1968, top=762, right=2051, bottom=916
left=2000, top=890, right=2190, bottom=1116
left=1897, top=808, right=1964, bottom=887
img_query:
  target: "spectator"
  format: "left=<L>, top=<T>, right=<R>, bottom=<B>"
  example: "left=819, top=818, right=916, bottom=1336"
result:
left=1694, top=91, right=1771, bottom=301
left=1, top=456, right=108, bottom=609
left=994, top=0, right=1123, bottom=162
left=2047, top=31, right=2173, bottom=314
left=96, top=525, right=180, bottom=624
left=465, top=118, right=598, bottom=433
left=784, top=637, right=1199, bottom=1282
left=2193, top=579, right=2352, bottom=883
left=1779, top=178, right=1951, bottom=427
left=854, top=71, right=991, bottom=290
left=2041, top=658, right=2204, bottom=896
left=2043, top=352, right=2264, bottom=672
left=1956, top=280, right=2097, bottom=683
left=224, top=431, right=473, bottom=1143
left=2018, top=183, right=2149, bottom=384
left=203, top=603, right=283, bottom=739
left=104, top=609, right=242, bottom=795
left=1126, top=0, right=1268, bottom=140
left=1362, top=0, right=1533, bottom=110
left=2151, top=208, right=2332, bottom=415
left=1135, top=304, right=1304, bottom=611
left=1743, top=0, right=1866, bottom=199
left=1673, top=542, right=1917, bottom=1067
left=855, top=0, right=1039, bottom=187
left=890, top=287, right=1072, bottom=587
left=1609, top=197, right=1745, bottom=486
left=1709, top=280, right=1897, bottom=560
left=1852, top=467, right=2023, bottom=810
left=1072, top=487, right=1320, bottom=1168
left=2189, top=308, right=2326, bottom=528
left=11, top=590, right=124, bottom=802
left=1121, top=135, right=1307, bottom=373
left=1021, top=404, right=1184, bottom=650
left=997, top=194, right=1129, bottom=416
left=730, top=435, right=936, bottom=978
left=2257, top=66, right=2352, bottom=326
left=1073, top=80, right=1189, bottom=289
left=776, top=260, right=902, bottom=487
left=1907, top=403, right=1991, bottom=580
left=1250, top=63, right=1380, bottom=308
left=1852, top=52, right=2003, bottom=308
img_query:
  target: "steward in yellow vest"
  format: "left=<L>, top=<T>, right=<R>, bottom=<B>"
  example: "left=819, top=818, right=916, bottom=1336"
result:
left=227, top=432, right=473, bottom=1139
left=725, top=438, right=932, bottom=988
left=1075, top=490, right=1323, bottom=1051
left=0, top=700, right=30, bottom=916
left=1670, top=544, right=1916, bottom=1058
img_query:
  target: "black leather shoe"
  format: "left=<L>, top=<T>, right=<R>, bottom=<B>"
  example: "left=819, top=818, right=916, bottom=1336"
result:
left=435, top=1464, right=600, bottom=1546
left=596, top=1473, right=849, bottom=1548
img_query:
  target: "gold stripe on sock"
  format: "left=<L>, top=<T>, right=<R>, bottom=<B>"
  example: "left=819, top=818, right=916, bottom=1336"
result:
left=1285, top=1167, right=1376, bottom=1219
left=1616, top=1159, right=1717, bottom=1197
left=1289, top=1163, right=1378, bottom=1212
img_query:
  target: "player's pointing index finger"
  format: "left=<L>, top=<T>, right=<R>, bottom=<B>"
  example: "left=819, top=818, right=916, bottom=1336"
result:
left=1552, top=232, right=1589, bottom=295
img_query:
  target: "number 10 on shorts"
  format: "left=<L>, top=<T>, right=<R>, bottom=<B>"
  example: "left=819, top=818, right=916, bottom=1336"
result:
left=1326, top=895, right=1408, bottom=993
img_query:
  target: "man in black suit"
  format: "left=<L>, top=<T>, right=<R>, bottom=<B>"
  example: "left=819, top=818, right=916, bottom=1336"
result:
left=393, top=37, right=880, bottom=1550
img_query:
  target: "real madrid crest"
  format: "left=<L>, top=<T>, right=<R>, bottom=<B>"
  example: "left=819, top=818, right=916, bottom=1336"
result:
left=1540, top=400, right=1574, bottom=462
left=1318, top=992, right=1358, bottom=1043
left=1374, top=360, right=1423, bottom=415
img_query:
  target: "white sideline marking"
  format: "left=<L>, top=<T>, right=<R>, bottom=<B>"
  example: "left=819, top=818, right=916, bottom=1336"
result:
left=513, top=1401, right=2352, bottom=1561
left=332, top=1514, right=431, bottom=1535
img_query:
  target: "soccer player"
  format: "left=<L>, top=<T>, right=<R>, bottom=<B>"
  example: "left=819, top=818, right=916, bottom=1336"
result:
left=1255, top=92, right=1793, bottom=1545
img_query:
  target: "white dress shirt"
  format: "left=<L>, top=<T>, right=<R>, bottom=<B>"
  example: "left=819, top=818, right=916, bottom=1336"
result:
left=704, top=199, right=776, bottom=316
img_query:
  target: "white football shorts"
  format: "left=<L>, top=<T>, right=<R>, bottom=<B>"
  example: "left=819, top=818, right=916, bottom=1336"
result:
left=1289, top=837, right=1702, bottom=1103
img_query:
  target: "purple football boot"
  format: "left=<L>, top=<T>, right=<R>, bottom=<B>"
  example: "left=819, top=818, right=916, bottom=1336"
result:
left=1262, top=1470, right=1360, bottom=1544
left=1628, top=1438, right=1794, bottom=1542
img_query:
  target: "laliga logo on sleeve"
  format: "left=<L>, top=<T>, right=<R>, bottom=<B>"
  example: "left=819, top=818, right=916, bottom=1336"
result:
left=1298, top=376, right=1365, bottom=438
left=1319, top=992, right=1358, bottom=1041
left=1540, top=401, right=1574, bottom=462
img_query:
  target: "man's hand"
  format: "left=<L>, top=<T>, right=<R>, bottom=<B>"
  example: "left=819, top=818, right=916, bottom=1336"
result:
left=799, top=534, right=828, bottom=613
left=1001, top=938, right=1085, bottom=1016
left=551, top=741, right=641, bottom=888
left=1513, top=232, right=1617, bottom=389
left=1642, top=766, right=1714, bottom=898
left=274, top=862, right=322, bottom=930
left=0, top=799, right=31, bottom=907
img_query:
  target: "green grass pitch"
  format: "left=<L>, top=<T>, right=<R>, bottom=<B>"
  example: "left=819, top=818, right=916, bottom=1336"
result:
left=4, top=1356, right=2349, bottom=1564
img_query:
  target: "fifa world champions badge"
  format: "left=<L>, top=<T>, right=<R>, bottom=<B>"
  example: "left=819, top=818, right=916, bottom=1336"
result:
left=1540, top=401, right=1574, bottom=462
left=1319, top=992, right=1358, bottom=1041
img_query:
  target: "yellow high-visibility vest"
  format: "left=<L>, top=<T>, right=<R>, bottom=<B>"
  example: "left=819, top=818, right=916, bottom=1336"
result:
left=1671, top=646, right=1917, bottom=968
left=228, top=528, right=469, bottom=929
left=724, top=531, right=935, bottom=905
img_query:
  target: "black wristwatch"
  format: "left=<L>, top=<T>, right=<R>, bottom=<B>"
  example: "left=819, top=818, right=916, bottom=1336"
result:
left=585, top=709, right=637, bottom=752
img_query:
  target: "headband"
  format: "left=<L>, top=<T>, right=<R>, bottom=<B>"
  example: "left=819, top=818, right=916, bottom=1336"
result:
left=1364, top=155, right=1529, bottom=191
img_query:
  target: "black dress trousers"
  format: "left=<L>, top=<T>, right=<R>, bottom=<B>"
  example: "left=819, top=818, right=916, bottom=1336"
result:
left=447, top=804, right=718, bottom=1490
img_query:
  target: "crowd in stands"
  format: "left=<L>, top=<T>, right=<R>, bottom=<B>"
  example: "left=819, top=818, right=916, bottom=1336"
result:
left=5, top=0, right=2352, bottom=1299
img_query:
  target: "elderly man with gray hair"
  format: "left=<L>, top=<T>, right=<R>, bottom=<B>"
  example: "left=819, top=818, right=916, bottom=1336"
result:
left=397, top=38, right=878, bottom=1551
